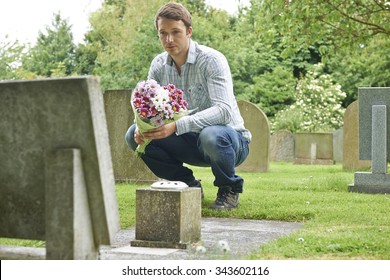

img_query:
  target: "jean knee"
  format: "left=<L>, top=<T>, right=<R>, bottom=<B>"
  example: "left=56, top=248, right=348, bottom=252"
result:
left=198, top=126, right=223, bottom=155
left=125, top=124, right=138, bottom=151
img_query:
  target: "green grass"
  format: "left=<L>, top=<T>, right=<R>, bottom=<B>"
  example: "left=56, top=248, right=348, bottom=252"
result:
left=117, top=162, right=390, bottom=259
left=2, top=162, right=390, bottom=259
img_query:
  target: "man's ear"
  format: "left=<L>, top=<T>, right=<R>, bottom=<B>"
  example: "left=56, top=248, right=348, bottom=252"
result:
left=187, top=26, right=193, bottom=38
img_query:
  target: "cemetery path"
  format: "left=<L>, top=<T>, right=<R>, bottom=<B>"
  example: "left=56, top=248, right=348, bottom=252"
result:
left=99, top=218, right=301, bottom=260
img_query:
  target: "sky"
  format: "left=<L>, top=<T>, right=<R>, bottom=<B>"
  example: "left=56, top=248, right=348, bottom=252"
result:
left=0, top=0, right=250, bottom=45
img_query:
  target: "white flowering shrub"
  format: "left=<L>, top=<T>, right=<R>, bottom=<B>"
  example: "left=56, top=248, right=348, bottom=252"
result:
left=272, top=63, right=346, bottom=133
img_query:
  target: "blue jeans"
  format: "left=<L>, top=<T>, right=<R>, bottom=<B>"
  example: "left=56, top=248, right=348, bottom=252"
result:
left=125, top=124, right=249, bottom=193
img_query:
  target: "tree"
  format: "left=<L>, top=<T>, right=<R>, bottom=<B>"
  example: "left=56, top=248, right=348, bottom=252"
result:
left=87, top=0, right=236, bottom=89
left=0, top=37, right=25, bottom=80
left=255, top=0, right=390, bottom=52
left=22, top=13, right=76, bottom=77
left=86, top=0, right=166, bottom=89
left=329, top=35, right=390, bottom=106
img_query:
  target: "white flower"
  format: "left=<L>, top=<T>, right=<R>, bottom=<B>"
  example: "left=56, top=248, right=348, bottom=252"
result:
left=156, top=87, right=170, bottom=101
left=195, top=246, right=207, bottom=253
left=217, top=240, right=230, bottom=252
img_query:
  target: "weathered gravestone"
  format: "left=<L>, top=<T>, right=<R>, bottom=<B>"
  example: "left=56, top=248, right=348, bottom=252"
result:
left=349, top=87, right=390, bottom=194
left=294, top=133, right=334, bottom=165
left=131, top=181, right=201, bottom=249
left=0, top=77, right=120, bottom=259
left=343, top=101, right=371, bottom=170
left=104, top=90, right=157, bottom=182
left=270, top=130, right=295, bottom=162
left=237, top=100, right=269, bottom=172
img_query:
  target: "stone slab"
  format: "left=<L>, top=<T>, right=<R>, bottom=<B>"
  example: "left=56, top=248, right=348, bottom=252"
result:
left=132, top=187, right=201, bottom=246
left=0, top=245, right=46, bottom=260
left=110, top=246, right=179, bottom=256
left=237, top=100, right=270, bottom=172
left=294, top=132, right=334, bottom=164
left=371, top=105, right=387, bottom=173
left=349, top=172, right=390, bottom=194
left=130, top=240, right=191, bottom=249
left=104, top=90, right=157, bottom=182
left=0, top=77, right=120, bottom=246
left=333, top=128, right=343, bottom=163
left=343, top=101, right=371, bottom=170
left=294, top=158, right=335, bottom=165
left=270, top=130, right=295, bottom=162
left=358, top=87, right=390, bottom=160
left=45, top=148, right=97, bottom=259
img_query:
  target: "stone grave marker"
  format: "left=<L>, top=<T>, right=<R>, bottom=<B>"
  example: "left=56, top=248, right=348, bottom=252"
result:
left=294, top=132, right=334, bottom=164
left=237, top=100, right=270, bottom=172
left=270, top=130, right=295, bottom=162
left=349, top=87, right=390, bottom=194
left=131, top=181, right=201, bottom=249
left=0, top=77, right=120, bottom=259
left=343, top=101, right=371, bottom=170
left=104, top=90, right=157, bottom=182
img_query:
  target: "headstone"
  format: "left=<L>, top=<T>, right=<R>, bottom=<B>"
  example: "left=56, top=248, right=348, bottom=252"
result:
left=349, top=87, right=390, bottom=194
left=270, top=130, right=295, bottom=162
left=131, top=182, right=201, bottom=249
left=342, top=101, right=371, bottom=170
left=294, top=133, right=334, bottom=164
left=333, top=128, right=343, bottom=163
left=104, top=90, right=157, bottom=182
left=237, top=100, right=270, bottom=172
left=0, top=77, right=120, bottom=259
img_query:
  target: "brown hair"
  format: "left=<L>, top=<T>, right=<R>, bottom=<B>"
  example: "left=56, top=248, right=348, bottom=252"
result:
left=155, top=2, right=192, bottom=30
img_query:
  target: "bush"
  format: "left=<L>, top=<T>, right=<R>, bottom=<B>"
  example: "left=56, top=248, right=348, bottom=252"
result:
left=272, top=63, right=346, bottom=133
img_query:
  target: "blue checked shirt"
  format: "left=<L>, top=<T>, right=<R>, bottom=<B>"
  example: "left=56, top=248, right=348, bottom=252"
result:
left=148, top=40, right=251, bottom=142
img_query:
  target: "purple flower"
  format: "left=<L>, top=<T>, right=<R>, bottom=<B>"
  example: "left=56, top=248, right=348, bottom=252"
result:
left=132, top=79, right=187, bottom=123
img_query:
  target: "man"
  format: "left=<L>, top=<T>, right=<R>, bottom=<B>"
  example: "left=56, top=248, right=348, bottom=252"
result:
left=125, top=2, right=251, bottom=210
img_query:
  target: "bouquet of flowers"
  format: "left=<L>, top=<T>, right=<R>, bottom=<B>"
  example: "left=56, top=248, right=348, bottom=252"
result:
left=131, top=79, right=188, bottom=156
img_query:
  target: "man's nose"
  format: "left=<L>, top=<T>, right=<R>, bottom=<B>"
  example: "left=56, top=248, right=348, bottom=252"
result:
left=166, top=34, right=173, bottom=42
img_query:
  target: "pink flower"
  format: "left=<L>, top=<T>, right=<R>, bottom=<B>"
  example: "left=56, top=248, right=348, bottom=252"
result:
left=132, top=79, right=187, bottom=123
left=139, top=107, right=151, bottom=118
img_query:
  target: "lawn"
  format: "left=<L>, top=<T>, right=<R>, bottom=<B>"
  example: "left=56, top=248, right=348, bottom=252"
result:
left=2, top=162, right=389, bottom=259
left=117, top=162, right=390, bottom=259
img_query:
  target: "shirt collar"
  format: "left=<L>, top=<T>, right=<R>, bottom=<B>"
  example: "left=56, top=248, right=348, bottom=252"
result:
left=165, top=39, right=197, bottom=66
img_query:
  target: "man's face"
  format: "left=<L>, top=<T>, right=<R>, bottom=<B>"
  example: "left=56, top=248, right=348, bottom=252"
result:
left=157, top=17, right=192, bottom=61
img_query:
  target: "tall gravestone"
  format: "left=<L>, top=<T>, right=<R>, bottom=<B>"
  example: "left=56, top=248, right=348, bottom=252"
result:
left=237, top=100, right=269, bottom=172
left=343, top=101, right=371, bottom=170
left=349, top=87, right=390, bottom=194
left=0, top=77, right=120, bottom=259
left=104, top=90, right=157, bottom=182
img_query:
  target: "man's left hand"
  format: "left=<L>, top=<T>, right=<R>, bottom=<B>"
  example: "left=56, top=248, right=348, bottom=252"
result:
left=142, top=122, right=177, bottom=140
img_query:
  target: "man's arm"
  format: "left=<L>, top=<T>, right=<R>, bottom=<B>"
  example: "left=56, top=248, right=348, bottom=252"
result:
left=176, top=53, right=234, bottom=135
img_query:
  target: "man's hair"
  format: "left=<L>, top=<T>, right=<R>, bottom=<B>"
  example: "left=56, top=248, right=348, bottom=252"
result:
left=155, top=2, right=192, bottom=30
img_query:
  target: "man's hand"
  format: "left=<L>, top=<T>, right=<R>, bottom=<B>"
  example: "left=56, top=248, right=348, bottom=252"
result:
left=134, top=127, right=145, bottom=145
left=139, top=122, right=177, bottom=142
